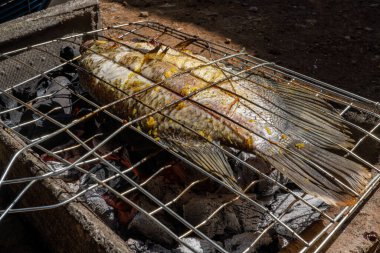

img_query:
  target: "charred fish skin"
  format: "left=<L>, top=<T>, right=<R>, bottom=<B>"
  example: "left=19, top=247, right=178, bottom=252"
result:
left=80, top=40, right=370, bottom=206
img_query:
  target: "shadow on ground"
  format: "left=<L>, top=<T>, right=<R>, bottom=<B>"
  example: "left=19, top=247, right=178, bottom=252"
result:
left=120, top=0, right=380, bottom=101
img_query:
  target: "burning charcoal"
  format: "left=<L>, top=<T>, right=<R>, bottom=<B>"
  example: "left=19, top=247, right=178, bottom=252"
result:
left=19, top=76, right=74, bottom=144
left=263, top=190, right=327, bottom=239
left=224, top=232, right=275, bottom=253
left=234, top=151, right=286, bottom=196
left=81, top=189, right=118, bottom=230
left=45, top=76, right=72, bottom=113
left=60, top=46, right=76, bottom=61
left=174, top=237, right=219, bottom=253
left=34, top=76, right=72, bottom=115
left=144, top=241, right=172, bottom=253
left=103, top=194, right=137, bottom=226
left=126, top=238, right=171, bottom=253
left=79, top=162, right=135, bottom=230
left=12, top=80, right=39, bottom=102
left=0, top=91, right=17, bottom=110
left=235, top=151, right=289, bottom=200
left=232, top=198, right=264, bottom=232
left=234, top=152, right=260, bottom=190
left=45, top=161, right=80, bottom=180
left=183, top=194, right=263, bottom=238
left=183, top=196, right=225, bottom=238
left=0, top=92, right=22, bottom=127
left=124, top=168, right=204, bottom=247
left=345, top=110, right=380, bottom=125
left=47, top=138, right=85, bottom=162
left=80, top=162, right=126, bottom=194
left=256, top=169, right=288, bottom=198
left=128, top=212, right=176, bottom=246
left=142, top=175, right=189, bottom=208
left=60, top=46, right=80, bottom=73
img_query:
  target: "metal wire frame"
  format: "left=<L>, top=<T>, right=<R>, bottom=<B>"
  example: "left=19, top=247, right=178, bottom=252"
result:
left=0, top=31, right=374, bottom=253
left=0, top=42, right=308, bottom=250
left=0, top=21, right=378, bottom=253
left=0, top=22, right=374, bottom=249
left=0, top=20, right=368, bottom=227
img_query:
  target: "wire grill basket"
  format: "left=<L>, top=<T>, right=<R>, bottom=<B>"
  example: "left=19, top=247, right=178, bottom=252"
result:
left=0, top=21, right=379, bottom=253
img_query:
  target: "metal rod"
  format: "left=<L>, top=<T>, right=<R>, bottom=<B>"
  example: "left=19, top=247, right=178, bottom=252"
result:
left=1, top=21, right=379, bottom=252
left=0, top=66, right=310, bottom=247
left=102, top=29, right=379, bottom=172
left=1, top=31, right=338, bottom=235
left=299, top=173, right=380, bottom=253
left=29, top=38, right=362, bottom=219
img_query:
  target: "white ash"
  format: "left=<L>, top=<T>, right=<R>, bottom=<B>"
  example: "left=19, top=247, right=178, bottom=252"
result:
left=183, top=194, right=263, bottom=238
left=46, top=161, right=79, bottom=180
left=66, top=182, right=80, bottom=193
left=126, top=238, right=171, bottom=253
left=174, top=237, right=219, bottom=253
left=224, top=232, right=274, bottom=253
left=344, top=110, right=380, bottom=125
left=262, top=190, right=327, bottom=239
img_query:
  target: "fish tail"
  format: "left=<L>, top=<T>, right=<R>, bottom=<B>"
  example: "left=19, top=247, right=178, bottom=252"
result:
left=263, top=141, right=371, bottom=206
left=187, top=144, right=241, bottom=190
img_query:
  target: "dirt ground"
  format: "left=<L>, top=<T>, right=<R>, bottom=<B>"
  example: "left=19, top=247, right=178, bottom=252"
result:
left=100, top=0, right=380, bottom=102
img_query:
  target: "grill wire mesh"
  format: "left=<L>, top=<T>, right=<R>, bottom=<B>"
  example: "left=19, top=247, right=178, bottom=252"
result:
left=0, top=21, right=380, bottom=253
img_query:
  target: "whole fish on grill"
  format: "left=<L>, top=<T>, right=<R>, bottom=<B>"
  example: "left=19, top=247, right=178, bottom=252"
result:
left=79, top=39, right=371, bottom=206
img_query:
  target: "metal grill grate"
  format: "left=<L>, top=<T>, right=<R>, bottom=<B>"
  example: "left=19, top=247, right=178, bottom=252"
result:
left=0, top=21, right=379, bottom=253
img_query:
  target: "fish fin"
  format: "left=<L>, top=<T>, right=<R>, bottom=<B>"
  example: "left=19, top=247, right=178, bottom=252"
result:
left=163, top=136, right=241, bottom=190
left=144, top=45, right=169, bottom=62
left=264, top=141, right=371, bottom=206
left=174, top=38, right=198, bottom=51
left=239, top=78, right=353, bottom=149
left=275, top=84, right=353, bottom=148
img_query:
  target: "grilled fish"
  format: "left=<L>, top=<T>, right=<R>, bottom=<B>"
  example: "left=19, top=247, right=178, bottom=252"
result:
left=79, top=39, right=371, bottom=206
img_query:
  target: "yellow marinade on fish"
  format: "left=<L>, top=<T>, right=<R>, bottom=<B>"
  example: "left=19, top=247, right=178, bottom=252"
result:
left=79, top=39, right=371, bottom=206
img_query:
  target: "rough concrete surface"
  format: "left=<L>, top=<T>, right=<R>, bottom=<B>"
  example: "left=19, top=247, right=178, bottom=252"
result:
left=0, top=0, right=100, bottom=52
left=0, top=127, right=133, bottom=253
